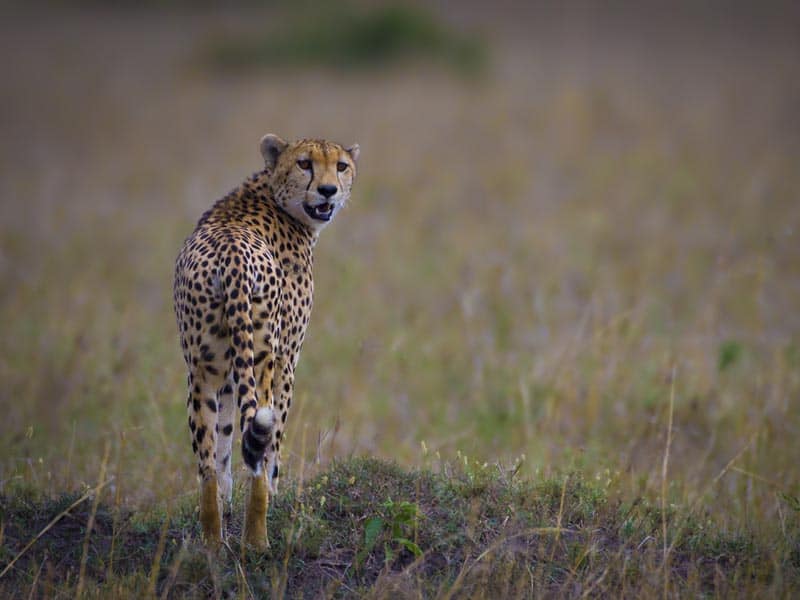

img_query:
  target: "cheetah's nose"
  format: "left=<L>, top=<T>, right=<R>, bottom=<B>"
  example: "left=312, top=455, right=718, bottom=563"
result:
left=317, top=184, right=337, bottom=199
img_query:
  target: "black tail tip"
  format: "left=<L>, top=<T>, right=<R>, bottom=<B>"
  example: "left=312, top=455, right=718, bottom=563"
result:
left=241, top=429, right=267, bottom=472
left=241, top=408, right=275, bottom=473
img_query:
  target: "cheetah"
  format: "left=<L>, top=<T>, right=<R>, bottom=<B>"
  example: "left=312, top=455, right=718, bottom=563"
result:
left=173, top=134, right=359, bottom=549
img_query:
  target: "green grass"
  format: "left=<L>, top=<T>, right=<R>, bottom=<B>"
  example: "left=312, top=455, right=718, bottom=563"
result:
left=204, top=3, right=487, bottom=76
left=1, top=3, right=799, bottom=597
left=2, top=457, right=796, bottom=598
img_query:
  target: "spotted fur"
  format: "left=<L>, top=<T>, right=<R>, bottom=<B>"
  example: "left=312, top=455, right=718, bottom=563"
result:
left=173, top=134, right=359, bottom=548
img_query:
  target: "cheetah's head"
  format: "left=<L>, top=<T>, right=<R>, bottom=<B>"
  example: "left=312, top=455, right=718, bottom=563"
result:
left=260, top=134, right=360, bottom=233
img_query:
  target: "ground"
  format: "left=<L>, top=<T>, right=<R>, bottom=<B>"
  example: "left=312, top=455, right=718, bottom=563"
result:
left=0, top=2, right=799, bottom=597
left=2, top=458, right=796, bottom=598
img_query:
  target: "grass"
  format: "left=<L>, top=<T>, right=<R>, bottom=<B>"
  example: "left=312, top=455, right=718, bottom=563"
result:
left=1, top=2, right=799, bottom=597
left=203, top=3, right=487, bottom=76
left=2, top=457, right=797, bottom=598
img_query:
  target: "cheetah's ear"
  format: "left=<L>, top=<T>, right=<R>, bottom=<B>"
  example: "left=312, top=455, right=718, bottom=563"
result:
left=346, top=144, right=360, bottom=164
left=260, top=134, right=288, bottom=169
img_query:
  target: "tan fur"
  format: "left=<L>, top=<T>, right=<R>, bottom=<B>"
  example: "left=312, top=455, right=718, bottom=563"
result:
left=244, top=472, right=269, bottom=550
left=200, top=476, right=222, bottom=547
left=173, top=135, right=359, bottom=549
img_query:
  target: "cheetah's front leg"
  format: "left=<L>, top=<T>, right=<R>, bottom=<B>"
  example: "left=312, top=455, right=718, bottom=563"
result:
left=266, top=357, right=295, bottom=494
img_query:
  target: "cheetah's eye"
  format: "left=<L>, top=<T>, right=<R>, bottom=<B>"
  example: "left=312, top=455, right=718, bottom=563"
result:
left=297, top=159, right=312, bottom=171
left=336, top=161, right=348, bottom=173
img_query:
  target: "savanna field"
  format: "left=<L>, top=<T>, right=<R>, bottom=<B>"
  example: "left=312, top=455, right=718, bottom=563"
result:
left=1, top=2, right=799, bottom=597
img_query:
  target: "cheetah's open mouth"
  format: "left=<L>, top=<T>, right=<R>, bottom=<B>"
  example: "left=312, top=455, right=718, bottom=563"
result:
left=303, top=202, right=334, bottom=222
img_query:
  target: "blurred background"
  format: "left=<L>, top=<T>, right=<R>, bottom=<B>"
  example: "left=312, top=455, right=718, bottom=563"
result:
left=1, top=0, right=798, bottom=532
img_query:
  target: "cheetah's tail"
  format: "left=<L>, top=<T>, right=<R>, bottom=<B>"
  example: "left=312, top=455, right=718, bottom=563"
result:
left=241, top=407, right=275, bottom=475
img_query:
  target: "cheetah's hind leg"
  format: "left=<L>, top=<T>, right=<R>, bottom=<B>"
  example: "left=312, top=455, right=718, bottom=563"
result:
left=242, top=407, right=275, bottom=550
left=187, top=368, right=225, bottom=548
left=215, top=373, right=236, bottom=528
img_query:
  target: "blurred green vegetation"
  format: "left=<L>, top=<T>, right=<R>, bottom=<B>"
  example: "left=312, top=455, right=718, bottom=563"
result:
left=0, top=2, right=799, bottom=597
left=205, top=3, right=487, bottom=76
left=717, top=339, right=743, bottom=372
